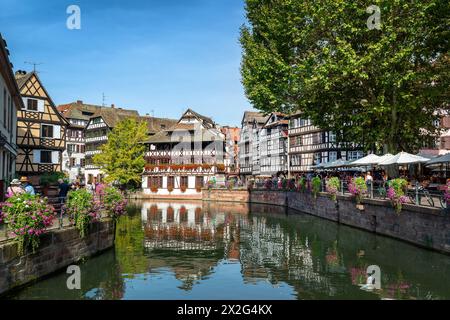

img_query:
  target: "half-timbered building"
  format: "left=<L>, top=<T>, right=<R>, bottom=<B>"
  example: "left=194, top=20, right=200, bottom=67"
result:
left=288, top=112, right=364, bottom=175
left=14, top=71, right=69, bottom=184
left=83, top=106, right=176, bottom=184
left=57, top=100, right=102, bottom=182
left=84, top=106, right=140, bottom=184
left=238, top=111, right=269, bottom=182
left=259, top=112, right=289, bottom=177
left=142, top=109, right=227, bottom=198
left=0, top=34, right=21, bottom=198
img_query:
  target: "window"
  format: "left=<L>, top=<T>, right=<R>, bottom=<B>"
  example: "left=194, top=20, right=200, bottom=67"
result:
left=195, top=176, right=204, bottom=188
left=180, top=176, right=188, bottom=188
left=40, top=151, right=52, bottom=163
left=80, top=159, right=86, bottom=167
left=167, top=176, right=175, bottom=188
left=27, top=99, right=38, bottom=111
left=147, top=176, right=162, bottom=188
left=41, top=125, right=54, bottom=138
left=70, top=158, right=76, bottom=167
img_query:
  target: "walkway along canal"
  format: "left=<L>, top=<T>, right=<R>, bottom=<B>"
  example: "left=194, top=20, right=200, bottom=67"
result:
left=4, top=200, right=450, bottom=300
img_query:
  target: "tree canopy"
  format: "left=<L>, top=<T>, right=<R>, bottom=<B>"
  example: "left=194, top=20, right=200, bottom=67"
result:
left=93, top=118, right=148, bottom=187
left=240, top=0, right=449, bottom=153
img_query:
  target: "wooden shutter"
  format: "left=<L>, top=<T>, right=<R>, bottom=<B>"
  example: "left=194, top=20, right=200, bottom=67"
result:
left=37, top=100, right=45, bottom=112
left=53, top=125, right=61, bottom=139
left=33, top=150, right=41, bottom=163
left=21, top=98, right=27, bottom=109
left=51, top=151, right=59, bottom=164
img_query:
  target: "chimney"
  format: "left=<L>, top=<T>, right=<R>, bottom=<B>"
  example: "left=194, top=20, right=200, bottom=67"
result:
left=15, top=70, right=27, bottom=79
left=76, top=100, right=83, bottom=104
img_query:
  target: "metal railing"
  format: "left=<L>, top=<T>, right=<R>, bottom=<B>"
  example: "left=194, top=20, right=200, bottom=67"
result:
left=251, top=179, right=448, bottom=210
left=0, top=195, right=109, bottom=244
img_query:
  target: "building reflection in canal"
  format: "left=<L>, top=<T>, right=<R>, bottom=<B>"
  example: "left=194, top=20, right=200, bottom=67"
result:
left=7, top=200, right=450, bottom=300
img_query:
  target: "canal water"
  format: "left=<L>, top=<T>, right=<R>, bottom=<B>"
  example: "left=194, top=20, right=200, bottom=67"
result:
left=6, top=200, right=450, bottom=300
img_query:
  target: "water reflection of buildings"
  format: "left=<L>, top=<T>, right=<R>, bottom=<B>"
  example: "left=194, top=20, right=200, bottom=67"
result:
left=239, top=216, right=334, bottom=297
left=140, top=202, right=334, bottom=296
left=141, top=202, right=241, bottom=290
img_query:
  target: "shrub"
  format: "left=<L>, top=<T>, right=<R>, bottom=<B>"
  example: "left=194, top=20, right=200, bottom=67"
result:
left=298, top=177, right=306, bottom=192
left=65, top=189, right=101, bottom=238
left=0, top=194, right=56, bottom=255
left=311, top=176, right=321, bottom=198
left=348, top=177, right=367, bottom=204
left=40, top=172, right=66, bottom=187
left=387, top=178, right=409, bottom=214
left=103, top=187, right=128, bottom=221
left=326, top=177, right=340, bottom=201
left=226, top=179, right=235, bottom=190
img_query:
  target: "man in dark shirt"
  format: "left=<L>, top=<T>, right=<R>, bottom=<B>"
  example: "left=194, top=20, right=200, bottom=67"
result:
left=58, top=178, right=70, bottom=204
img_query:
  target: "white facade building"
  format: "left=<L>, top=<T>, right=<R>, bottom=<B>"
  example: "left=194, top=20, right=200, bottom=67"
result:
left=0, top=34, right=21, bottom=198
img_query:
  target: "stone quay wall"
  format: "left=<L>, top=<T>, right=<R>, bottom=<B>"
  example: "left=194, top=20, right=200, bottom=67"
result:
left=0, top=219, right=115, bottom=296
left=203, top=189, right=450, bottom=254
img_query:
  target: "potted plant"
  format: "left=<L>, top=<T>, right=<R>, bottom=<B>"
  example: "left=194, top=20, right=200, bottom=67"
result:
left=180, top=185, right=187, bottom=193
left=348, top=177, right=367, bottom=209
left=387, top=178, right=408, bottom=214
left=167, top=185, right=174, bottom=193
left=298, top=177, right=306, bottom=192
left=311, top=176, right=321, bottom=199
left=326, top=177, right=340, bottom=202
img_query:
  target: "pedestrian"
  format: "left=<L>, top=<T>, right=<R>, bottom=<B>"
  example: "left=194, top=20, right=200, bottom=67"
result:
left=20, top=176, right=35, bottom=195
left=6, top=179, right=25, bottom=198
left=58, top=178, right=70, bottom=204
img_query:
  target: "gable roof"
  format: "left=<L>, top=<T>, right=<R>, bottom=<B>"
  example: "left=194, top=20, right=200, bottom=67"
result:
left=241, top=111, right=269, bottom=126
left=263, top=112, right=289, bottom=128
left=180, top=108, right=215, bottom=128
left=57, top=101, right=102, bottom=121
left=89, top=107, right=140, bottom=128
left=146, top=109, right=223, bottom=144
left=139, top=116, right=178, bottom=134
left=15, top=71, right=70, bottom=126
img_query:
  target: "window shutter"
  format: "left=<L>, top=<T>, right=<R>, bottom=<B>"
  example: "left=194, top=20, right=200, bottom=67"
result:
left=21, top=98, right=27, bottom=109
left=53, top=125, right=61, bottom=139
left=33, top=150, right=41, bottom=163
left=37, top=100, right=45, bottom=112
left=52, top=151, right=59, bottom=164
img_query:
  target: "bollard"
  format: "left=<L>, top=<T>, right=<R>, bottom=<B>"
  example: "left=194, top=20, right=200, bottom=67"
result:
left=370, top=180, right=374, bottom=199
left=415, top=181, right=420, bottom=205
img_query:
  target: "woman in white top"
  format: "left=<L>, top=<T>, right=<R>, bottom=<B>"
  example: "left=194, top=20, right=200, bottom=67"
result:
left=6, top=179, right=25, bottom=197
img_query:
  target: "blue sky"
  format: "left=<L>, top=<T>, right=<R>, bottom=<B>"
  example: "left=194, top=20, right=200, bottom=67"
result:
left=1, top=0, right=253, bottom=126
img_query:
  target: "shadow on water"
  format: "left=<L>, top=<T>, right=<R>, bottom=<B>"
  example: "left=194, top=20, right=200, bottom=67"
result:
left=5, top=200, right=450, bottom=300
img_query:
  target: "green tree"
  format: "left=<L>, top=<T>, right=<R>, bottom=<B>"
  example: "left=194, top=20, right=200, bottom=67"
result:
left=240, top=0, right=449, bottom=153
left=93, top=118, right=147, bottom=187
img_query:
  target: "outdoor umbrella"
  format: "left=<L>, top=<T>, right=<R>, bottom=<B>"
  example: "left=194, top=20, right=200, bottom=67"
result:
left=378, top=152, right=430, bottom=166
left=322, top=158, right=350, bottom=169
left=349, top=154, right=381, bottom=166
left=426, top=153, right=450, bottom=166
left=375, top=153, right=394, bottom=164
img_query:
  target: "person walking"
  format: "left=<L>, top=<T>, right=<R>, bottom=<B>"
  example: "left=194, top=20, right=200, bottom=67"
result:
left=6, top=179, right=25, bottom=198
left=20, top=176, right=35, bottom=195
left=58, top=178, right=70, bottom=204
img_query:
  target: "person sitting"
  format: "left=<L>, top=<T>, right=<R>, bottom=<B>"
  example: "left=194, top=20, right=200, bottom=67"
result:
left=20, top=176, right=35, bottom=195
left=6, top=179, right=25, bottom=197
